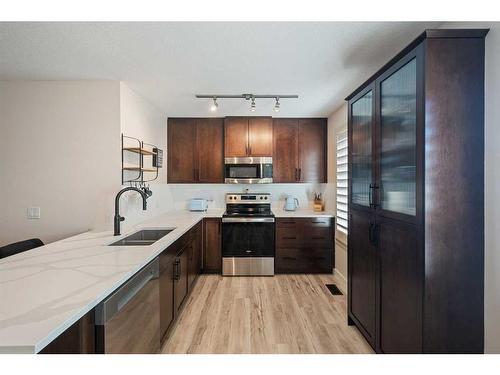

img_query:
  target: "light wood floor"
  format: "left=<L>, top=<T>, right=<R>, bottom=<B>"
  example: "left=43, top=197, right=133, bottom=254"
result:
left=161, top=274, right=373, bottom=354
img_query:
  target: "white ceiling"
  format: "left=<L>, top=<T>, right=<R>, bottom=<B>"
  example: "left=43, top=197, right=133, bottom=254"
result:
left=0, top=22, right=441, bottom=117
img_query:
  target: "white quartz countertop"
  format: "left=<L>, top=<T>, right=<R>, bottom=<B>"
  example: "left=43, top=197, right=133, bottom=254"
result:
left=0, top=209, right=223, bottom=354
left=0, top=207, right=333, bottom=353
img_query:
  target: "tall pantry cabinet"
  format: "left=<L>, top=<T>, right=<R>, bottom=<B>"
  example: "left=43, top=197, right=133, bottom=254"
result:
left=346, top=29, right=488, bottom=353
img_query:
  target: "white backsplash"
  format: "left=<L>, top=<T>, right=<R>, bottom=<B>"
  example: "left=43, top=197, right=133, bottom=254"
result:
left=168, top=183, right=328, bottom=211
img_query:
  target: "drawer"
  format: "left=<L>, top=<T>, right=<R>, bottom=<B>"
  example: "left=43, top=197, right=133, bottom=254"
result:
left=303, top=227, right=333, bottom=248
left=304, top=217, right=332, bottom=228
left=276, top=226, right=301, bottom=248
left=276, top=248, right=332, bottom=274
left=276, top=218, right=300, bottom=229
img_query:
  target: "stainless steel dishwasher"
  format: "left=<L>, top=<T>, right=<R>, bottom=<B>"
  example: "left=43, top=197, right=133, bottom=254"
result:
left=95, top=258, right=160, bottom=354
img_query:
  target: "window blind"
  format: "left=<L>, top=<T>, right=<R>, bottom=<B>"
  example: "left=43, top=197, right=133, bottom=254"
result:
left=336, top=131, right=348, bottom=233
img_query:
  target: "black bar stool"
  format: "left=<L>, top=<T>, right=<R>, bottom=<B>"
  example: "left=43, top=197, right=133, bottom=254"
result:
left=0, top=238, right=44, bottom=259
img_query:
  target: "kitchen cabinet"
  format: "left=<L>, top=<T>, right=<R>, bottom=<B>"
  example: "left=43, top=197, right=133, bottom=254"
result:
left=173, top=245, right=189, bottom=316
left=168, top=118, right=224, bottom=183
left=275, top=217, right=334, bottom=273
left=188, top=222, right=202, bottom=290
left=298, top=118, right=327, bottom=183
left=202, top=218, right=221, bottom=273
left=273, top=118, right=327, bottom=183
left=159, top=251, right=175, bottom=340
left=346, top=29, right=487, bottom=353
left=347, top=209, right=376, bottom=348
left=40, top=311, right=95, bottom=354
left=273, top=119, right=299, bottom=182
left=224, top=117, right=273, bottom=157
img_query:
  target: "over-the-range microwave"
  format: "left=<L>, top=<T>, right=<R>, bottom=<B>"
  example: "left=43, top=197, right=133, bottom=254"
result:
left=224, top=156, right=273, bottom=184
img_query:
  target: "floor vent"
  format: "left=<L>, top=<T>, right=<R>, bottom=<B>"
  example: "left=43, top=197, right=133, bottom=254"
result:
left=326, top=284, right=343, bottom=296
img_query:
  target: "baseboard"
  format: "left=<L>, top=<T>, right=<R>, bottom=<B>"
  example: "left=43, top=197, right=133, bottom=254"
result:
left=333, top=268, right=347, bottom=294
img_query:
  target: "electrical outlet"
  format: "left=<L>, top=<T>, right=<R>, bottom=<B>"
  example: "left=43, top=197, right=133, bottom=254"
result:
left=27, top=207, right=41, bottom=219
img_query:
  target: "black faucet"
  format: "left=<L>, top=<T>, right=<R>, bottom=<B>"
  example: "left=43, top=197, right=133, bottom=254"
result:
left=114, top=187, right=148, bottom=236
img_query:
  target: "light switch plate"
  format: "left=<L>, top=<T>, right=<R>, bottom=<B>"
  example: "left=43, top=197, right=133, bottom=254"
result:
left=27, top=207, right=41, bottom=219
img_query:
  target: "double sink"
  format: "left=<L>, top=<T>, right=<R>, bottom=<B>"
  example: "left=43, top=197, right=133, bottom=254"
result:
left=109, top=229, right=175, bottom=247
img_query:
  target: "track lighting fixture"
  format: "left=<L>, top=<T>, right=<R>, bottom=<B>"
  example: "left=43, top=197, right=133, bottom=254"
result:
left=196, top=93, right=298, bottom=112
left=209, top=97, right=218, bottom=112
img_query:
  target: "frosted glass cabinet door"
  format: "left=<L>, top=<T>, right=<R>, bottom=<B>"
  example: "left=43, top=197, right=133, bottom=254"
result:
left=350, top=90, right=373, bottom=207
left=379, top=58, right=417, bottom=216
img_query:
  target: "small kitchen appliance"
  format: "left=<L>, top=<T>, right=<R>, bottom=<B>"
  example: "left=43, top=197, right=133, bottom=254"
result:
left=224, top=156, right=273, bottom=184
left=222, top=192, right=275, bottom=276
left=189, top=198, right=208, bottom=212
left=284, top=195, right=299, bottom=211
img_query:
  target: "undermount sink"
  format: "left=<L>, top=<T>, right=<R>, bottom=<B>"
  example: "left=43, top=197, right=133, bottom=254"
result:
left=109, top=229, right=174, bottom=246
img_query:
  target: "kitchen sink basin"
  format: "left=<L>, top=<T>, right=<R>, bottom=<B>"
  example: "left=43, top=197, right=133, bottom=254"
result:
left=109, top=229, right=174, bottom=246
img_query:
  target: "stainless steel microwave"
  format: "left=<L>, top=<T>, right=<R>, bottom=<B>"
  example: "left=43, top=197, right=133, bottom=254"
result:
left=224, top=157, right=273, bottom=184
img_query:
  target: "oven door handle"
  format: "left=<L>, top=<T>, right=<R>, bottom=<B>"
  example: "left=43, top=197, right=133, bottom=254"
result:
left=222, top=217, right=275, bottom=223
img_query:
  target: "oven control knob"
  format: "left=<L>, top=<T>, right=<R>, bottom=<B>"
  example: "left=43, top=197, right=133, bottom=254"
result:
left=229, top=196, right=233, bottom=200
left=260, top=197, right=263, bottom=200
left=264, top=196, right=268, bottom=200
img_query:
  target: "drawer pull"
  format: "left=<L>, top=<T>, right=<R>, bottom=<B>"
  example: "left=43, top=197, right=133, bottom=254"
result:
left=282, top=236, right=297, bottom=240
left=281, top=221, right=296, bottom=224
left=311, top=236, right=326, bottom=240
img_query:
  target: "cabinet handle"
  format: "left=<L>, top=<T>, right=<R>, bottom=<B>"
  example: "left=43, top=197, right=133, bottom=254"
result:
left=174, top=259, right=181, bottom=280
left=298, top=168, right=302, bottom=181
left=369, top=183, right=379, bottom=208
left=283, top=236, right=297, bottom=240
left=249, top=145, right=252, bottom=155
left=295, top=168, right=298, bottom=181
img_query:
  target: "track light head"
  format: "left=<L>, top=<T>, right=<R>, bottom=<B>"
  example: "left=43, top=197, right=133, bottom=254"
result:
left=210, top=97, right=218, bottom=112
left=274, top=97, right=280, bottom=112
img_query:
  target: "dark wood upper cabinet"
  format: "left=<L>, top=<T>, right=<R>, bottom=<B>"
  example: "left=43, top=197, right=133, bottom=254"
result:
left=273, top=119, right=299, bottom=182
left=346, top=29, right=488, bottom=354
left=224, top=117, right=249, bottom=157
left=196, top=118, right=224, bottom=182
left=168, top=118, right=224, bottom=183
left=298, top=118, right=327, bottom=183
left=168, top=118, right=197, bottom=183
left=225, top=117, right=273, bottom=157
left=273, top=118, right=327, bottom=183
left=248, top=117, right=273, bottom=156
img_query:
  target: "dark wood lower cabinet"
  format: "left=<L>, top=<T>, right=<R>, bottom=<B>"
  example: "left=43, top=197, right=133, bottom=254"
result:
left=40, top=311, right=95, bottom=354
left=188, top=222, right=202, bottom=289
left=159, top=251, right=175, bottom=340
left=202, top=218, right=221, bottom=273
left=173, top=246, right=189, bottom=316
left=348, top=209, right=377, bottom=348
left=378, top=218, right=422, bottom=354
left=275, top=217, right=334, bottom=274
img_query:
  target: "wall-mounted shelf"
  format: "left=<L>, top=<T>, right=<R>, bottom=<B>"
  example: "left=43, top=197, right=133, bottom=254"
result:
left=121, top=134, right=163, bottom=185
left=122, top=147, right=157, bottom=156
left=123, top=167, right=157, bottom=172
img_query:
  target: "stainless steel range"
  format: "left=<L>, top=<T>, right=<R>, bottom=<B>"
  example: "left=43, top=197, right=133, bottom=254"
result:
left=222, top=193, right=275, bottom=276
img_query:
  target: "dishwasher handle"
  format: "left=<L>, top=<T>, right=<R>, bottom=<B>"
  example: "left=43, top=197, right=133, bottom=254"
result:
left=95, top=258, right=159, bottom=325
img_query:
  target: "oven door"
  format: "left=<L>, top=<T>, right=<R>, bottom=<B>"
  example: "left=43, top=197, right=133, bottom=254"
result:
left=222, top=217, right=275, bottom=257
left=224, top=157, right=273, bottom=184
left=222, top=218, right=275, bottom=275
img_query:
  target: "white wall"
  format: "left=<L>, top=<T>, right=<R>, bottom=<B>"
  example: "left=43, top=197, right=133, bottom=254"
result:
left=327, top=103, right=348, bottom=286
left=117, top=83, right=173, bottom=234
left=0, top=81, right=121, bottom=245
